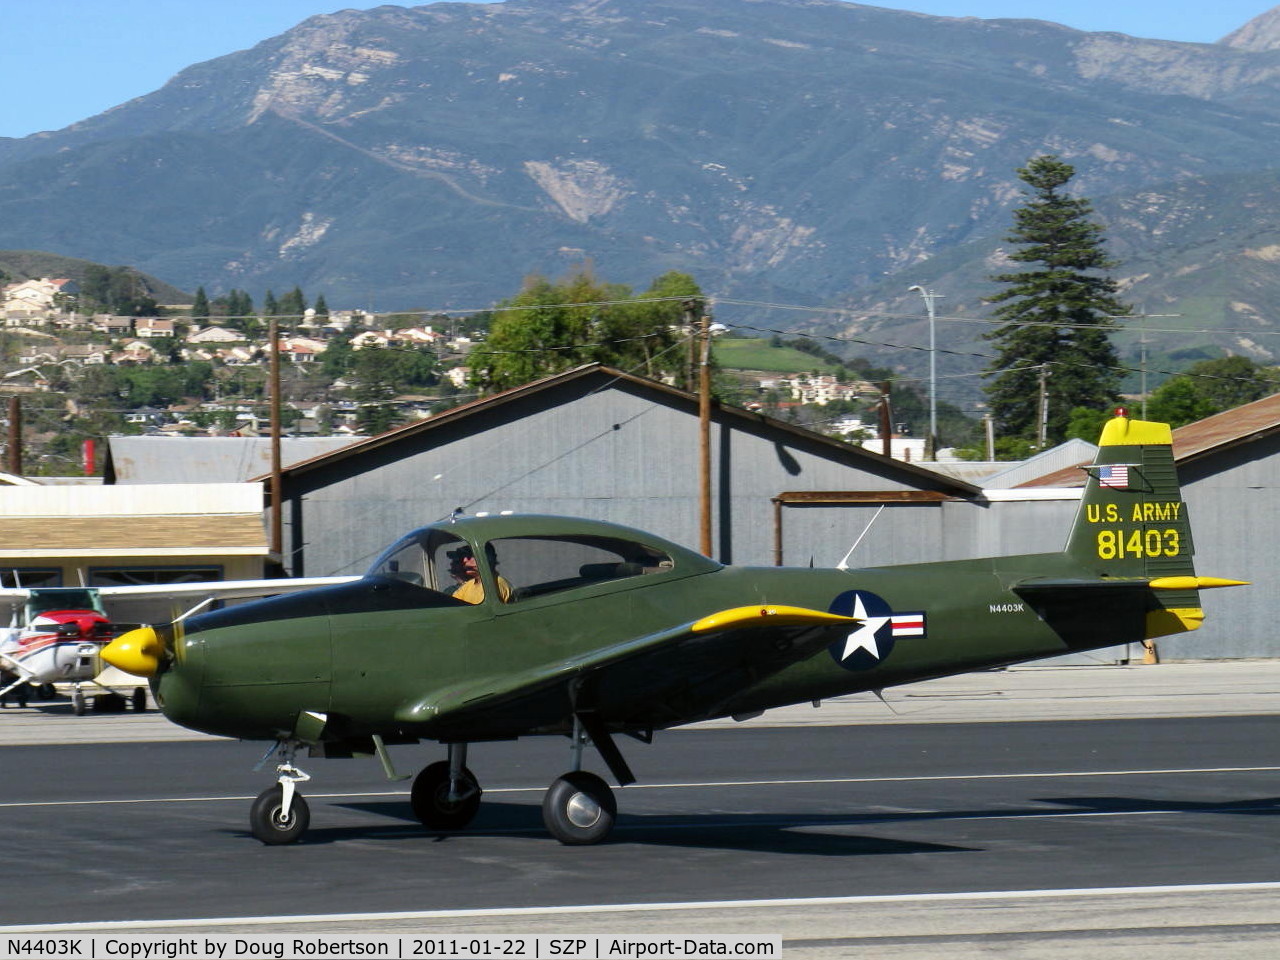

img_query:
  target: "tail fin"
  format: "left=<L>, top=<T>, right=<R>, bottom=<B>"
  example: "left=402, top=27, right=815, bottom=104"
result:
left=1063, top=412, right=1244, bottom=637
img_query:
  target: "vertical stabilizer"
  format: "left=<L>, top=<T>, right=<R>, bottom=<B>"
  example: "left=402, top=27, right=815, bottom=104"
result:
left=1067, top=414, right=1191, bottom=575
left=1065, top=412, right=1204, bottom=636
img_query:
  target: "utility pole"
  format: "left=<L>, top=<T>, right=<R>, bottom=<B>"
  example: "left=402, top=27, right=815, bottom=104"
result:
left=698, top=313, right=713, bottom=558
left=877, top=381, right=893, bottom=458
left=1106, top=311, right=1178, bottom=420
left=6, top=396, right=21, bottom=475
left=683, top=300, right=700, bottom=392
left=908, top=285, right=943, bottom=459
left=269, top=316, right=283, bottom=570
left=1037, top=364, right=1051, bottom=451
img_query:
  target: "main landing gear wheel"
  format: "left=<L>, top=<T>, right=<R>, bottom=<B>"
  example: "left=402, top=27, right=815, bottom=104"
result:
left=411, top=761, right=482, bottom=830
left=249, top=785, right=311, bottom=845
left=130, top=687, right=147, bottom=712
left=71, top=690, right=86, bottom=716
left=542, top=771, right=616, bottom=845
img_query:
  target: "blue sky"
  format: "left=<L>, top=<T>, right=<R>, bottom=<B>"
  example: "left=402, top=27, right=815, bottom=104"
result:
left=1, top=0, right=1275, bottom=139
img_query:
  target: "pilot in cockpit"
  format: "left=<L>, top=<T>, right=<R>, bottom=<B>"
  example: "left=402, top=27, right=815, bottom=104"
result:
left=445, top=544, right=513, bottom=604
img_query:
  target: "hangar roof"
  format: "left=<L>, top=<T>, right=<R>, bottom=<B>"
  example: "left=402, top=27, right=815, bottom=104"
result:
left=104, top=436, right=360, bottom=484
left=259, top=364, right=983, bottom=499
left=1018, top=393, right=1280, bottom=488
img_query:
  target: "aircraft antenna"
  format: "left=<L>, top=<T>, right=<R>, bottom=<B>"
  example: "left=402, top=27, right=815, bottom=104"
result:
left=872, top=688, right=901, bottom=715
left=837, top=505, right=885, bottom=571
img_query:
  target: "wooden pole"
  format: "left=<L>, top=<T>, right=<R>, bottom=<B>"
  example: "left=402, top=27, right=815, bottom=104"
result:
left=699, top=313, right=713, bottom=557
left=269, top=317, right=283, bottom=567
left=6, top=396, right=21, bottom=475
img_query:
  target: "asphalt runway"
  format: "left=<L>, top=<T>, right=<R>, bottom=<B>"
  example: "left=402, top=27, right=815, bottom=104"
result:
left=3, top=716, right=1280, bottom=956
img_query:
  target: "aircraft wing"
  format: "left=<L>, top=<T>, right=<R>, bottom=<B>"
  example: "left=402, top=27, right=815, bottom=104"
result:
left=0, top=578, right=360, bottom=629
left=396, top=604, right=858, bottom=738
left=1, top=578, right=357, bottom=605
left=95, top=577, right=363, bottom=623
left=93, top=577, right=360, bottom=603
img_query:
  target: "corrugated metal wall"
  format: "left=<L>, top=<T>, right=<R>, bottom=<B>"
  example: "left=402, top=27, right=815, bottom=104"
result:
left=287, top=385, right=945, bottom=577
left=283, top=382, right=1271, bottom=661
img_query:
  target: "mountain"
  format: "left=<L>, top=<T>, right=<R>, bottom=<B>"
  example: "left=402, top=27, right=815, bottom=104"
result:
left=4, top=0, right=1280, bottom=390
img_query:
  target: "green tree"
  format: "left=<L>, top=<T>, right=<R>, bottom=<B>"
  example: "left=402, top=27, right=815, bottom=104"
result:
left=1063, top=406, right=1112, bottom=442
left=469, top=270, right=702, bottom=392
left=80, top=265, right=160, bottom=316
left=1146, top=356, right=1279, bottom=427
left=469, top=274, right=597, bottom=391
left=984, top=156, right=1128, bottom=446
left=277, top=286, right=306, bottom=320
left=593, top=271, right=700, bottom=384
left=313, top=294, right=329, bottom=319
left=191, top=286, right=210, bottom=321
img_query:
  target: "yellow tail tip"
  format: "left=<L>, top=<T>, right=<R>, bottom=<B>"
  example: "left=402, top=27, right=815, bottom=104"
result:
left=1148, top=576, right=1250, bottom=591
left=1099, top=414, right=1172, bottom=447
left=102, top=626, right=164, bottom=678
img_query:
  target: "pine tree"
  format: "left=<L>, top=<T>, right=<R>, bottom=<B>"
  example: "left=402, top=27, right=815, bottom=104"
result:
left=984, top=156, right=1128, bottom=445
left=277, top=286, right=307, bottom=319
left=191, top=286, right=210, bottom=321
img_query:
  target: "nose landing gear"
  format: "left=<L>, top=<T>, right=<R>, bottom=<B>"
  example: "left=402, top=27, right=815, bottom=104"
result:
left=249, top=742, right=312, bottom=845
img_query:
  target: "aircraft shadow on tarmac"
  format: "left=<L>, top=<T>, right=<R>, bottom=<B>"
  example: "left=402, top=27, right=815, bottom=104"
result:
left=237, top=799, right=978, bottom=855
left=232, top=793, right=1280, bottom=851
left=1035, top=795, right=1280, bottom=817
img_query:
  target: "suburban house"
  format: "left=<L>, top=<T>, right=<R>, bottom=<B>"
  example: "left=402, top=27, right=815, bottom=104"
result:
left=187, top=325, right=245, bottom=344
left=134, top=317, right=176, bottom=338
left=1, top=278, right=78, bottom=322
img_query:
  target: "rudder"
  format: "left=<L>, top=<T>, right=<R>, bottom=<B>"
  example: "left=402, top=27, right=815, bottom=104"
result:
left=1065, top=412, right=1203, bottom=638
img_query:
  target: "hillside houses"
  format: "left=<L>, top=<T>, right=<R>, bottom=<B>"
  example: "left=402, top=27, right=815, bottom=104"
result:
left=1, top=277, right=78, bottom=323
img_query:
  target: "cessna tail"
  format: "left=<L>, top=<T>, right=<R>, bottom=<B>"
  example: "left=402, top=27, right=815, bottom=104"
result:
left=102, top=412, right=1245, bottom=846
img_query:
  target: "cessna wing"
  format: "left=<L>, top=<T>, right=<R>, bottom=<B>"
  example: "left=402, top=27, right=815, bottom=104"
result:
left=90, top=577, right=361, bottom=620
left=397, top=604, right=859, bottom=741
left=1, top=577, right=359, bottom=608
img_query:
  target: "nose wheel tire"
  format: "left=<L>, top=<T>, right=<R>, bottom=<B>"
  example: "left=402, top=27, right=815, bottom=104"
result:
left=411, top=761, right=482, bottom=830
left=542, top=771, right=616, bottom=845
left=249, top=785, right=311, bottom=845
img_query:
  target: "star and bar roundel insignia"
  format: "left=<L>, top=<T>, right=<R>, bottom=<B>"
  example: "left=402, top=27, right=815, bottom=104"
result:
left=826, top=589, right=927, bottom=671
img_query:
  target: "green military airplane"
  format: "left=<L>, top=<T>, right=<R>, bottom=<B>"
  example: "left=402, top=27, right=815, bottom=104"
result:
left=103, top=412, right=1245, bottom=846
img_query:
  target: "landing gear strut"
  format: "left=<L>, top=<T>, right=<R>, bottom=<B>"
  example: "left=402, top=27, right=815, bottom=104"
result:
left=542, top=771, right=616, bottom=844
left=411, top=743, right=482, bottom=830
left=541, top=712, right=635, bottom=845
left=249, top=742, right=312, bottom=845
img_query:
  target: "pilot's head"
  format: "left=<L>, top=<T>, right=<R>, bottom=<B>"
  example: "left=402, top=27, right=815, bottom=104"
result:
left=448, top=544, right=498, bottom=581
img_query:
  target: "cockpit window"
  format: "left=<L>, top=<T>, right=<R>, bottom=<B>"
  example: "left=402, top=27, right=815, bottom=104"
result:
left=486, top=535, right=673, bottom=603
left=369, top=531, right=500, bottom=603
left=27, top=589, right=104, bottom=617
left=370, top=535, right=432, bottom=587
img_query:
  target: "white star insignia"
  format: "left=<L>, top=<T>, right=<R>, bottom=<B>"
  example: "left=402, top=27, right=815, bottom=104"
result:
left=841, top=594, right=889, bottom=661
